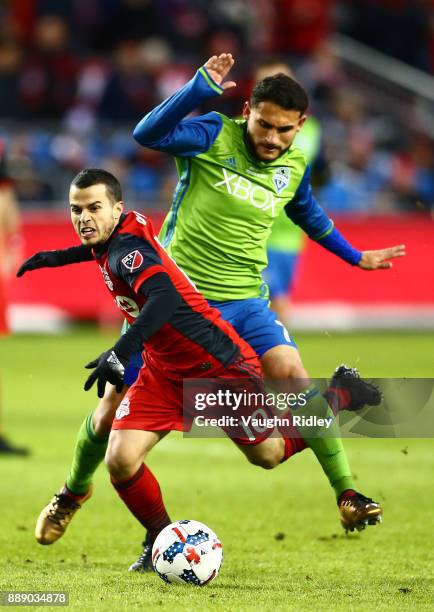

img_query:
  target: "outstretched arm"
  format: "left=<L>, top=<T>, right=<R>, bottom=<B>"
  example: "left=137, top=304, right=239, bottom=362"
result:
left=133, top=53, right=236, bottom=157
left=16, top=244, right=93, bottom=277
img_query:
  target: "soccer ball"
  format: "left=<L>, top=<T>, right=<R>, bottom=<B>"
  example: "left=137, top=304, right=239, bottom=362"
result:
left=152, top=520, right=223, bottom=586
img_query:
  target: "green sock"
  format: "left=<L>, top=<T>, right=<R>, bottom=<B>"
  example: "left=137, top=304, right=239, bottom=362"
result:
left=65, top=413, right=108, bottom=496
left=294, top=387, right=355, bottom=499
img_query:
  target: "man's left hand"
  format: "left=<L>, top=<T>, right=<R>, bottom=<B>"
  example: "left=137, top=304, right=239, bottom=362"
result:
left=358, top=244, right=406, bottom=270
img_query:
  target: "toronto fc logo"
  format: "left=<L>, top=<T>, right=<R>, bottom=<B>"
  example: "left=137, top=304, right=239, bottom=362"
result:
left=115, top=296, right=140, bottom=317
left=121, top=250, right=144, bottom=272
left=272, top=167, right=290, bottom=194
left=116, top=397, right=130, bottom=420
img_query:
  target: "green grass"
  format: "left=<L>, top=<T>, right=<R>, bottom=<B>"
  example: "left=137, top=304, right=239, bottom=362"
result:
left=0, top=329, right=433, bottom=610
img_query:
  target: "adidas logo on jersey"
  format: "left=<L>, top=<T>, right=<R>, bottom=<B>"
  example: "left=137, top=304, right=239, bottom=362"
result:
left=99, top=264, right=113, bottom=291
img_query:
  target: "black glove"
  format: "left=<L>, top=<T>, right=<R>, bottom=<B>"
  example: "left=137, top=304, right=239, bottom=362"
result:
left=17, top=252, right=64, bottom=277
left=17, top=246, right=93, bottom=277
left=84, top=350, right=127, bottom=398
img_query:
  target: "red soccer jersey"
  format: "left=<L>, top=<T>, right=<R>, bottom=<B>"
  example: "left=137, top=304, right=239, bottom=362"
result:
left=92, top=211, right=257, bottom=378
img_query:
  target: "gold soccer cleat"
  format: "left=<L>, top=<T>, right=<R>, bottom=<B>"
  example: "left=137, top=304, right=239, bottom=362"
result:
left=339, top=491, right=383, bottom=533
left=35, top=485, right=93, bottom=545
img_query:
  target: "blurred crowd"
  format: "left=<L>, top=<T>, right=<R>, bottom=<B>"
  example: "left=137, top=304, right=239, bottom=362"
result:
left=0, top=0, right=433, bottom=213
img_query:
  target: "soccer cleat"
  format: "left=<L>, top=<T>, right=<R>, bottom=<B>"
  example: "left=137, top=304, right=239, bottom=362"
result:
left=35, top=485, right=93, bottom=545
left=338, top=491, right=383, bottom=533
left=128, top=534, right=153, bottom=573
left=327, top=365, right=382, bottom=412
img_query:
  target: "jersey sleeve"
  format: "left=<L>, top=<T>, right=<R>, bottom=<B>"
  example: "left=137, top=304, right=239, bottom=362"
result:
left=133, top=67, right=224, bottom=157
left=284, top=165, right=334, bottom=239
left=108, top=233, right=168, bottom=293
left=285, top=166, right=361, bottom=265
left=112, top=273, right=183, bottom=361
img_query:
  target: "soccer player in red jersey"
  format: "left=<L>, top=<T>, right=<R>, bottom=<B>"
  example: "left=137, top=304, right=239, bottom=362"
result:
left=33, top=168, right=331, bottom=558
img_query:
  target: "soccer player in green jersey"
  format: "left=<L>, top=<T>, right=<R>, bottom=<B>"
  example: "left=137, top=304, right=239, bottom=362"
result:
left=132, top=52, right=404, bottom=531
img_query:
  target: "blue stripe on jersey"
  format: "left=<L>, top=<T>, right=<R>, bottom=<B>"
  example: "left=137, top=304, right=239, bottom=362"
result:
left=162, top=157, right=192, bottom=248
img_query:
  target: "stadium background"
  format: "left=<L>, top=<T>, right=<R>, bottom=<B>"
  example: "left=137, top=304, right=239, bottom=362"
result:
left=1, top=1, right=434, bottom=609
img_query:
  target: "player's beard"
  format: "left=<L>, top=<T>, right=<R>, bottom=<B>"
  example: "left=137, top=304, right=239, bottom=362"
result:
left=78, top=216, right=117, bottom=247
left=245, top=131, right=287, bottom=162
left=96, top=217, right=118, bottom=245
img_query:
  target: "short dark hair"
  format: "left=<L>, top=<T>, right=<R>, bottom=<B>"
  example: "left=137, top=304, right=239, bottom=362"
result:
left=250, top=74, right=309, bottom=115
left=71, top=168, right=122, bottom=202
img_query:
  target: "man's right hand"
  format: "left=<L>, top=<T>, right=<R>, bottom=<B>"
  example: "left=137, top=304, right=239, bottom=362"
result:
left=16, top=251, right=62, bottom=277
left=203, top=53, right=237, bottom=90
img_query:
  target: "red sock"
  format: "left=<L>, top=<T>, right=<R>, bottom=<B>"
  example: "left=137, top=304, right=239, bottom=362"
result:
left=277, top=418, right=308, bottom=463
left=338, top=489, right=357, bottom=505
left=62, top=485, right=90, bottom=502
left=323, top=388, right=351, bottom=414
left=111, top=464, right=171, bottom=541
left=280, top=435, right=308, bottom=463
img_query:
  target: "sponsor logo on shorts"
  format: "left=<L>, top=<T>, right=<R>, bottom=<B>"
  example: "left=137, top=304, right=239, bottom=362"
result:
left=115, top=397, right=130, bottom=420
left=122, top=250, right=144, bottom=272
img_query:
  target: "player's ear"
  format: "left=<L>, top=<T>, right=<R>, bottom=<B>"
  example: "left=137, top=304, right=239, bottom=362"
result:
left=242, top=101, right=251, bottom=120
left=113, top=200, right=124, bottom=221
left=296, top=114, right=307, bottom=132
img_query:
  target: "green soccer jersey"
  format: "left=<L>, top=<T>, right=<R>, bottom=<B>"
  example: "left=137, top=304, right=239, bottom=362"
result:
left=134, top=67, right=334, bottom=301
left=160, top=115, right=308, bottom=300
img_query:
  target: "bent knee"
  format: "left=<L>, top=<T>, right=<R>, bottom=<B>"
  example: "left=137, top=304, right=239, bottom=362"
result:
left=261, top=349, right=308, bottom=381
left=247, top=452, right=280, bottom=470
left=265, top=360, right=306, bottom=380
left=105, top=447, right=136, bottom=480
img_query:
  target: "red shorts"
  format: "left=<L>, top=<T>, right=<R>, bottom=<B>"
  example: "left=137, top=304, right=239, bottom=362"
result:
left=112, top=353, right=272, bottom=446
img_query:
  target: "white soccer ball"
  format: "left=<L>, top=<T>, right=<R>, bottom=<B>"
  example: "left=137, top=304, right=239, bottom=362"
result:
left=152, top=520, right=223, bottom=586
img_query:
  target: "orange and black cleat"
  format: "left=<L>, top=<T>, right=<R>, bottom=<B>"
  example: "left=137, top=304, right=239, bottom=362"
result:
left=339, top=491, right=383, bottom=533
left=35, top=485, right=93, bottom=545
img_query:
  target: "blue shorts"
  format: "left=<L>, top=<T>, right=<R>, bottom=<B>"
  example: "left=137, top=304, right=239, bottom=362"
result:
left=209, top=297, right=297, bottom=357
left=123, top=298, right=297, bottom=385
left=263, top=250, right=300, bottom=299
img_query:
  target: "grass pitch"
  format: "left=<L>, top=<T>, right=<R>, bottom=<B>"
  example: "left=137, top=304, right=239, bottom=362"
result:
left=0, top=329, right=433, bottom=610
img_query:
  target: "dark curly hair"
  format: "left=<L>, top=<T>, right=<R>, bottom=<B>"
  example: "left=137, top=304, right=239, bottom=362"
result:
left=250, top=73, right=309, bottom=114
